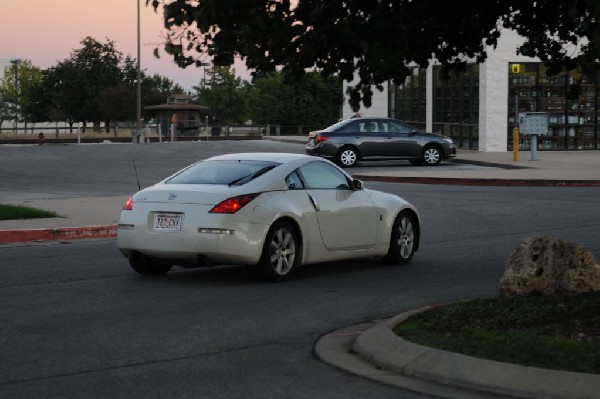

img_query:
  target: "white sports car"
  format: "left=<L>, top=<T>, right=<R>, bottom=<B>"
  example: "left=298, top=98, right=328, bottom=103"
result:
left=117, top=153, right=420, bottom=281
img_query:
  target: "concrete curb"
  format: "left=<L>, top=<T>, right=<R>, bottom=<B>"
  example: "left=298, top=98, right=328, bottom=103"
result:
left=0, top=224, right=118, bottom=244
left=353, top=175, right=600, bottom=187
left=352, top=308, right=600, bottom=399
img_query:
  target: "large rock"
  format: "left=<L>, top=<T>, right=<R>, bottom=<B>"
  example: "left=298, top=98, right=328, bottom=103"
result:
left=499, top=236, right=600, bottom=295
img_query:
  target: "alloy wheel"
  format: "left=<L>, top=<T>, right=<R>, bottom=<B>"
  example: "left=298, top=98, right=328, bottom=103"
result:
left=269, top=227, right=296, bottom=275
left=396, top=216, right=415, bottom=259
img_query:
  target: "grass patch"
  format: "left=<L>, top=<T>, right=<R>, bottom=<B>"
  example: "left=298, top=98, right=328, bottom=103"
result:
left=0, top=204, right=58, bottom=220
left=394, top=292, right=600, bottom=373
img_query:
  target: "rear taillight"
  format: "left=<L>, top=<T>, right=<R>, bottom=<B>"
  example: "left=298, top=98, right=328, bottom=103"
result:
left=315, top=135, right=329, bottom=144
left=123, top=197, right=133, bottom=211
left=209, top=193, right=260, bottom=214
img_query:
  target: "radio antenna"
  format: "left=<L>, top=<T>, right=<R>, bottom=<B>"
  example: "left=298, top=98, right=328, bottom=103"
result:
left=133, top=159, right=141, bottom=191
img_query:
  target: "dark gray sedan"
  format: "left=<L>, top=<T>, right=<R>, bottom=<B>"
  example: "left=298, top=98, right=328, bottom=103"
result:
left=305, top=117, right=457, bottom=167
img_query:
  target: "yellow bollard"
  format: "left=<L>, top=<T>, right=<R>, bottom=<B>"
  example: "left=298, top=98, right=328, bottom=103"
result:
left=512, top=127, right=519, bottom=161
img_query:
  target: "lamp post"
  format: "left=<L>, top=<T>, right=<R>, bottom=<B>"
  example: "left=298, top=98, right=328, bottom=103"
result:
left=197, top=62, right=211, bottom=134
left=211, top=65, right=216, bottom=127
left=136, top=0, right=142, bottom=143
left=198, top=62, right=211, bottom=89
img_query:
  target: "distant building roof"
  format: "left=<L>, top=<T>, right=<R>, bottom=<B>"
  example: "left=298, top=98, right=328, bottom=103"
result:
left=145, top=103, right=210, bottom=111
left=145, top=93, right=210, bottom=111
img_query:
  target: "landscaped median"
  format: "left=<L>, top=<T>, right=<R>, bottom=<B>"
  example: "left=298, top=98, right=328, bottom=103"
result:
left=353, top=304, right=600, bottom=399
left=353, top=236, right=600, bottom=398
left=0, top=203, right=118, bottom=243
left=394, top=293, right=600, bottom=374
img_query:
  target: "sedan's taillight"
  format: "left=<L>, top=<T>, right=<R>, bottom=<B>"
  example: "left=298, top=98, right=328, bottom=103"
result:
left=123, top=197, right=133, bottom=211
left=315, top=135, right=329, bottom=144
left=209, top=193, right=260, bottom=214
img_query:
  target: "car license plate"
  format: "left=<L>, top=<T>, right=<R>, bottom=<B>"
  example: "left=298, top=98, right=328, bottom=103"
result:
left=154, top=213, right=183, bottom=231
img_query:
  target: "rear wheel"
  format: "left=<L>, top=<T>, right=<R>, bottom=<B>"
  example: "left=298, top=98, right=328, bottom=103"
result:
left=336, top=146, right=359, bottom=168
left=129, top=255, right=172, bottom=276
left=383, top=211, right=418, bottom=265
left=255, top=221, right=300, bottom=282
left=422, top=146, right=442, bottom=166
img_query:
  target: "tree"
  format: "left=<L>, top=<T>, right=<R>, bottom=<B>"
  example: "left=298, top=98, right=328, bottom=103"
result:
left=96, top=85, right=136, bottom=125
left=0, top=60, right=42, bottom=130
left=193, top=66, right=250, bottom=125
left=149, top=0, right=600, bottom=110
left=0, top=82, right=11, bottom=128
left=44, top=37, right=133, bottom=131
left=248, top=72, right=342, bottom=128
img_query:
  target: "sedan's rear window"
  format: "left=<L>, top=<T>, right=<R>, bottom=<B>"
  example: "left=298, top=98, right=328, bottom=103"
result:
left=166, top=160, right=280, bottom=186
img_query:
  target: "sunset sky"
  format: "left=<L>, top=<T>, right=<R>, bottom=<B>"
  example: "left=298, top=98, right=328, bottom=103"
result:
left=0, top=0, right=249, bottom=90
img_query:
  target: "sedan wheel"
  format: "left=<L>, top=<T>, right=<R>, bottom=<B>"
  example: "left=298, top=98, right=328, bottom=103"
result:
left=337, top=147, right=359, bottom=168
left=255, top=221, right=299, bottom=281
left=383, top=211, right=418, bottom=265
left=422, top=146, right=442, bottom=166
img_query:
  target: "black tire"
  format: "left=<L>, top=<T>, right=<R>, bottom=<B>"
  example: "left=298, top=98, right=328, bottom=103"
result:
left=383, top=211, right=418, bottom=265
left=255, top=221, right=300, bottom=282
left=336, top=146, right=359, bottom=168
left=129, top=255, right=172, bottom=276
left=422, top=145, right=442, bottom=166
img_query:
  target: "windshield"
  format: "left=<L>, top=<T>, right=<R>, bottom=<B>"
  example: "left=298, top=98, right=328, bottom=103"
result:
left=166, top=160, right=281, bottom=185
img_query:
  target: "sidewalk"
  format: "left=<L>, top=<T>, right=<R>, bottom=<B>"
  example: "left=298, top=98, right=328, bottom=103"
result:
left=271, top=135, right=600, bottom=186
left=0, top=195, right=127, bottom=243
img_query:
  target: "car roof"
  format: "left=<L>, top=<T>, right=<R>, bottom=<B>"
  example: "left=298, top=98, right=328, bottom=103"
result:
left=193, top=152, right=348, bottom=192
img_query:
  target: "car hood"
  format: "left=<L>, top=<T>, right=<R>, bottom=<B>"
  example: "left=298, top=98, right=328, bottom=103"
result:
left=419, top=131, right=450, bottom=140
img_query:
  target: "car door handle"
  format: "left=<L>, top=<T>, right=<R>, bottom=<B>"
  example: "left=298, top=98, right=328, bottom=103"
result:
left=307, top=193, right=320, bottom=211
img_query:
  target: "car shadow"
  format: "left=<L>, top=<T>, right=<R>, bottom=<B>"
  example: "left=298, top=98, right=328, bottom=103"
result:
left=354, top=160, right=459, bottom=169
left=125, top=258, right=416, bottom=285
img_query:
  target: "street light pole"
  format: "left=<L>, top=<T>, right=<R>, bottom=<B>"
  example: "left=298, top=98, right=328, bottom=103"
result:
left=136, top=0, right=142, bottom=143
left=212, top=65, right=216, bottom=127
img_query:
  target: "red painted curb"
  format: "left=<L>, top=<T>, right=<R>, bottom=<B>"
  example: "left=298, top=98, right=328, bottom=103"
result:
left=0, top=225, right=118, bottom=244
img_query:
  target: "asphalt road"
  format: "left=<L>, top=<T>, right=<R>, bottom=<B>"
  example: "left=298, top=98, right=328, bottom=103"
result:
left=1, top=141, right=600, bottom=398
left=0, top=140, right=498, bottom=201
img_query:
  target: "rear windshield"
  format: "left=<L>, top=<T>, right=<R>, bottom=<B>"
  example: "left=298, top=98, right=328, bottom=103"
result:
left=166, top=160, right=280, bottom=186
left=324, top=119, right=353, bottom=132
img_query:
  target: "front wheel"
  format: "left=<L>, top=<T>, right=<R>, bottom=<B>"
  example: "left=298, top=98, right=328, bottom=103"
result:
left=336, top=147, right=359, bottom=168
left=422, top=146, right=442, bottom=166
left=255, top=221, right=300, bottom=282
left=383, top=211, right=418, bottom=265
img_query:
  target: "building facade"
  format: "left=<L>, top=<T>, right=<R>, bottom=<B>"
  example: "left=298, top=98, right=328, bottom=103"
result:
left=343, top=30, right=599, bottom=152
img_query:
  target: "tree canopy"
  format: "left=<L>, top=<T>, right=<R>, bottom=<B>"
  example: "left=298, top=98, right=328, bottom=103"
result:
left=194, top=66, right=251, bottom=125
left=0, top=60, right=42, bottom=127
left=149, top=0, right=600, bottom=110
left=42, top=37, right=136, bottom=129
left=247, top=72, right=342, bottom=128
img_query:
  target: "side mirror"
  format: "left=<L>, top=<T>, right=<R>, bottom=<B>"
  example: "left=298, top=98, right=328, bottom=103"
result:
left=351, top=179, right=364, bottom=191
